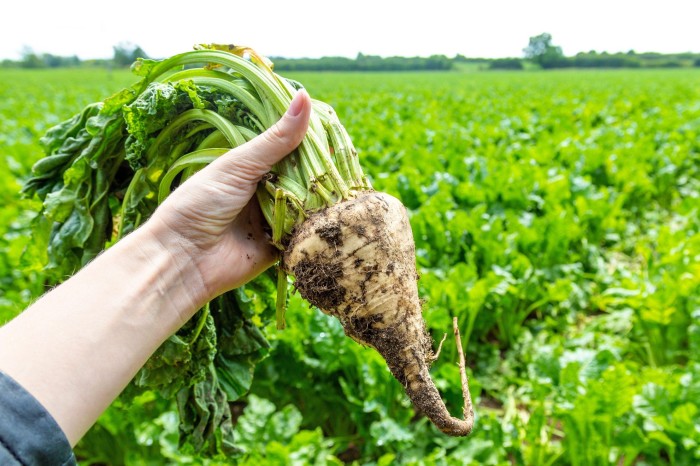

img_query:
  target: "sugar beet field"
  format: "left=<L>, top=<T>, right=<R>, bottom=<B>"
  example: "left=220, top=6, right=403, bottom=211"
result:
left=1, top=67, right=699, bottom=465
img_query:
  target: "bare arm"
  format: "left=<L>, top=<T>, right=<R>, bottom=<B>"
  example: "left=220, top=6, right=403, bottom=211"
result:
left=0, top=90, right=311, bottom=445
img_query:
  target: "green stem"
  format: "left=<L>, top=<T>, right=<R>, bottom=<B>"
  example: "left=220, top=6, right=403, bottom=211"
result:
left=272, top=189, right=286, bottom=247
left=196, top=130, right=228, bottom=150
left=129, top=50, right=292, bottom=118
left=158, top=148, right=228, bottom=203
left=145, top=109, right=246, bottom=162
left=313, top=100, right=368, bottom=190
left=117, top=168, right=144, bottom=240
left=121, top=46, right=371, bottom=245
left=189, top=303, right=211, bottom=345
left=163, top=69, right=268, bottom=130
left=276, top=267, right=288, bottom=330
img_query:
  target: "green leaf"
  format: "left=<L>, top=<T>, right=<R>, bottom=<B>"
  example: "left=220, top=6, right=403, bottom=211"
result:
left=369, top=418, right=414, bottom=446
left=43, top=187, right=77, bottom=222
left=215, top=356, right=255, bottom=401
left=176, top=365, right=239, bottom=458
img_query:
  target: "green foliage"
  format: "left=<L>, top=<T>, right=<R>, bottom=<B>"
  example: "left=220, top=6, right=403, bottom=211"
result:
left=113, top=42, right=148, bottom=67
left=273, top=53, right=453, bottom=72
left=0, top=68, right=137, bottom=322
left=17, top=48, right=316, bottom=458
left=523, top=33, right=567, bottom=69
left=2, top=66, right=700, bottom=464
left=488, top=58, right=524, bottom=70
left=521, top=38, right=696, bottom=69
left=572, top=51, right=642, bottom=68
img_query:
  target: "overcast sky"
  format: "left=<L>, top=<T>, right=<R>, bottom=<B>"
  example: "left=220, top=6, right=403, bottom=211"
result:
left=1, top=0, right=697, bottom=60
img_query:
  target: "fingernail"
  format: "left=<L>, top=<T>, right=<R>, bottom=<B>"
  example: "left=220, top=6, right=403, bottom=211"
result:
left=286, top=89, right=307, bottom=117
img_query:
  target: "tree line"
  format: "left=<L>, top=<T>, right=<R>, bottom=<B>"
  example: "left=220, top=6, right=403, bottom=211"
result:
left=514, top=33, right=700, bottom=70
left=272, top=53, right=452, bottom=71
left=3, top=37, right=699, bottom=71
left=1, top=43, right=148, bottom=69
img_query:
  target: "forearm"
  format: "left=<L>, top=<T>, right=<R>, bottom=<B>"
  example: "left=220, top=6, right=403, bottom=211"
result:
left=0, top=223, right=205, bottom=445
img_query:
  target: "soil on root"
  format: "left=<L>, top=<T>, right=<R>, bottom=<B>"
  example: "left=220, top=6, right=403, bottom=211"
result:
left=342, top=312, right=451, bottom=427
left=315, top=224, right=343, bottom=248
left=292, top=258, right=347, bottom=310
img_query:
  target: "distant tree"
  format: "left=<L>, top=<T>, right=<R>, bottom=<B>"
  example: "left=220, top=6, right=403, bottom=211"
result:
left=20, top=46, right=43, bottom=68
left=425, top=54, right=452, bottom=70
left=489, top=58, right=523, bottom=70
left=658, top=61, right=682, bottom=68
left=42, top=53, right=62, bottom=68
left=113, top=42, right=148, bottom=67
left=523, top=33, right=555, bottom=58
left=523, top=33, right=568, bottom=68
left=273, top=53, right=452, bottom=72
left=695, top=58, right=700, bottom=67
left=40, top=53, right=79, bottom=68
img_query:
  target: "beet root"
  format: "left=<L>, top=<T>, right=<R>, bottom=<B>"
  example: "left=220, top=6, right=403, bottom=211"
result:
left=282, top=192, right=473, bottom=436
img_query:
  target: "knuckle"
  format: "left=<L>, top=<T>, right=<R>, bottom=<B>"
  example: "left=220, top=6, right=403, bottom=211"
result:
left=264, top=121, right=293, bottom=149
left=222, top=156, right=265, bottom=182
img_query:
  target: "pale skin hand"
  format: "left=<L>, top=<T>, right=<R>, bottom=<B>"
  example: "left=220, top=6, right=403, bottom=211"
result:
left=150, top=89, right=310, bottom=303
left=0, top=90, right=311, bottom=446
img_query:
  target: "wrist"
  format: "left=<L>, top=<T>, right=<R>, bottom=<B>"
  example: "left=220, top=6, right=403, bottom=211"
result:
left=0, top=216, right=210, bottom=444
left=124, top=221, right=209, bottom=331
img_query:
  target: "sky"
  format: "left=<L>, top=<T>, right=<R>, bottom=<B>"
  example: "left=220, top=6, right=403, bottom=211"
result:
left=1, top=0, right=698, bottom=61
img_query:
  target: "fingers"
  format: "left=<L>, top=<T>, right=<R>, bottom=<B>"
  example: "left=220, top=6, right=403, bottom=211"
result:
left=213, top=89, right=312, bottom=183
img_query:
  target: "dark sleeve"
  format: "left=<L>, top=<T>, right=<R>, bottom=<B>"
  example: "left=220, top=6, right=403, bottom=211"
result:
left=0, top=370, right=76, bottom=466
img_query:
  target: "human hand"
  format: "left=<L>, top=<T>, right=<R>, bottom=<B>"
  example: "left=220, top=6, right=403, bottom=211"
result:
left=146, top=89, right=311, bottom=303
left=0, top=89, right=310, bottom=448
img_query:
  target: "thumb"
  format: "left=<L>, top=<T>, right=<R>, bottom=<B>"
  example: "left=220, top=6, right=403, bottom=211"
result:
left=212, top=89, right=312, bottom=182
